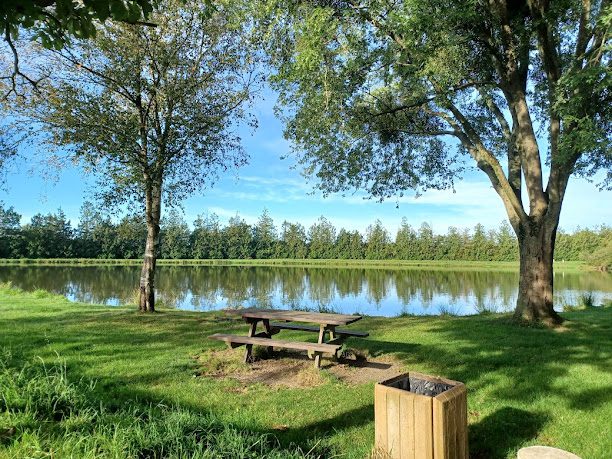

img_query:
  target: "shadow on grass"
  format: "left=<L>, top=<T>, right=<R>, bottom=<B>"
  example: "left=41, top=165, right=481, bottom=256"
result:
left=469, top=407, right=549, bottom=459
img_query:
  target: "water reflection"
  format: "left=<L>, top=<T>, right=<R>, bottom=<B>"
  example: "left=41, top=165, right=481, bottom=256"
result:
left=0, top=265, right=610, bottom=316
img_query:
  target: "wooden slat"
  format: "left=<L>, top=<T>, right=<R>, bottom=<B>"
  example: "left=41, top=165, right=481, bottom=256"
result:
left=208, top=333, right=341, bottom=354
left=229, top=308, right=362, bottom=326
left=414, top=393, right=433, bottom=459
left=271, top=322, right=369, bottom=337
left=433, top=384, right=467, bottom=459
left=400, top=391, right=415, bottom=459
left=458, top=387, right=468, bottom=458
left=223, top=331, right=270, bottom=348
left=387, top=389, right=401, bottom=459
left=374, top=384, right=388, bottom=452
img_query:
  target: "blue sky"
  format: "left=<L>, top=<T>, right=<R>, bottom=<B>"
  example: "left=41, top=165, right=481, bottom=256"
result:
left=2, top=88, right=611, bottom=235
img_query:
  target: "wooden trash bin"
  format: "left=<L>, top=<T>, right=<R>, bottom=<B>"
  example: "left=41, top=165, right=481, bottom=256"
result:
left=374, top=372, right=468, bottom=459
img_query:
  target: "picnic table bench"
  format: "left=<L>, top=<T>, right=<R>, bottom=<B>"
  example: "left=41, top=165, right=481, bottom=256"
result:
left=209, top=308, right=369, bottom=368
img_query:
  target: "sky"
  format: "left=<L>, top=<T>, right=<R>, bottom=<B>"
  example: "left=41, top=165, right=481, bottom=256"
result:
left=1, top=88, right=611, bottom=236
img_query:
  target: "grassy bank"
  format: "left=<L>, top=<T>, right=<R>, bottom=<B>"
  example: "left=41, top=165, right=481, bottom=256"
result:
left=0, top=258, right=589, bottom=272
left=1, top=286, right=610, bottom=458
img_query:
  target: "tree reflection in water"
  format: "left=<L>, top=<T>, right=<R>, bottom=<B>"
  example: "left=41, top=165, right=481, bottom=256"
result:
left=1, top=265, right=610, bottom=316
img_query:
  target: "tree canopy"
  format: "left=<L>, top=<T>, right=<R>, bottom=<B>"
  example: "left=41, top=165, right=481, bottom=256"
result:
left=262, top=0, right=611, bottom=324
left=1, top=0, right=155, bottom=95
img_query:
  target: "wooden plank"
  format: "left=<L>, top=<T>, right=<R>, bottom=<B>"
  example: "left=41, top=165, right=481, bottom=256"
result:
left=432, top=392, right=444, bottom=459
left=433, top=384, right=467, bottom=459
left=435, top=391, right=455, bottom=459
left=414, top=394, right=433, bottom=459
left=387, top=389, right=401, bottom=459
left=233, top=308, right=362, bottom=326
left=314, top=325, right=325, bottom=368
left=374, top=383, right=388, bottom=452
left=271, top=322, right=369, bottom=337
left=224, top=331, right=270, bottom=348
left=208, top=334, right=341, bottom=354
left=455, top=386, right=468, bottom=459
left=399, top=391, right=415, bottom=459
left=379, top=373, right=412, bottom=388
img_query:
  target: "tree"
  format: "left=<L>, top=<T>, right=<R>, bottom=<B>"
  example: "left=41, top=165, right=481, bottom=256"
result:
left=0, top=201, right=22, bottom=257
left=114, top=215, right=146, bottom=259
left=22, top=209, right=73, bottom=257
left=495, top=220, right=518, bottom=262
left=1, top=0, right=153, bottom=96
left=160, top=210, right=191, bottom=259
left=277, top=221, right=308, bottom=258
left=307, top=216, right=336, bottom=258
left=335, top=228, right=364, bottom=259
left=471, top=223, right=491, bottom=261
left=224, top=215, right=253, bottom=259
left=192, top=212, right=223, bottom=259
left=264, top=0, right=611, bottom=325
left=394, top=218, right=417, bottom=260
left=76, top=201, right=108, bottom=258
left=416, top=222, right=435, bottom=260
left=364, top=219, right=390, bottom=259
left=1, top=1, right=155, bottom=182
left=20, top=0, right=257, bottom=311
left=252, top=209, right=277, bottom=259
left=443, top=226, right=463, bottom=260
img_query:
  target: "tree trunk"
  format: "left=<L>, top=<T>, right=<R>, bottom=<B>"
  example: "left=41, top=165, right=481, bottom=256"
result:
left=513, top=218, right=563, bottom=326
left=139, top=182, right=162, bottom=313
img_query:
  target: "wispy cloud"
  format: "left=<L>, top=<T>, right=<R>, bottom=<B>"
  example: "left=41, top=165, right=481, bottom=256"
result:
left=214, top=175, right=503, bottom=211
left=213, top=175, right=314, bottom=204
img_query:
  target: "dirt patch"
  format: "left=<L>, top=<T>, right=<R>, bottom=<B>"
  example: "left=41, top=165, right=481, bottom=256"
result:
left=193, top=348, right=404, bottom=388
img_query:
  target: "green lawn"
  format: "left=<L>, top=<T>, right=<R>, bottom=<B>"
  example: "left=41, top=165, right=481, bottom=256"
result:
left=0, top=286, right=610, bottom=458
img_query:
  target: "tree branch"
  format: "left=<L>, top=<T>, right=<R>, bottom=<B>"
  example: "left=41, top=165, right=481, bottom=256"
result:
left=56, top=49, right=139, bottom=105
left=2, top=25, right=45, bottom=98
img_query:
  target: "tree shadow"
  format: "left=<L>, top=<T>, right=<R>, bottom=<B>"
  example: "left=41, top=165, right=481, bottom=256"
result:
left=469, top=407, right=549, bottom=459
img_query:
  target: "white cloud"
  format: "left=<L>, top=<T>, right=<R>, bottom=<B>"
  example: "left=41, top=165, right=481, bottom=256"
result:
left=323, top=180, right=501, bottom=208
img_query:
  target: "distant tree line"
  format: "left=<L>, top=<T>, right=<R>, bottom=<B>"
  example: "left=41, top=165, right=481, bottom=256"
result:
left=0, top=203, right=610, bottom=264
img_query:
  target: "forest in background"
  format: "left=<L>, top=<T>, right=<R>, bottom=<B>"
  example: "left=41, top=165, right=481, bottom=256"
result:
left=0, top=203, right=610, bottom=267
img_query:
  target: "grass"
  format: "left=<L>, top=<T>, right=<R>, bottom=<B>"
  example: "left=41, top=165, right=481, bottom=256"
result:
left=0, top=350, right=318, bottom=459
left=0, top=258, right=590, bottom=272
left=1, top=285, right=611, bottom=458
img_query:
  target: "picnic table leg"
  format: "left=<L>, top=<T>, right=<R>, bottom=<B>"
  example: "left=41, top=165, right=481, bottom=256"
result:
left=244, top=319, right=258, bottom=363
left=314, top=324, right=326, bottom=368
left=328, top=326, right=340, bottom=361
left=263, top=319, right=273, bottom=354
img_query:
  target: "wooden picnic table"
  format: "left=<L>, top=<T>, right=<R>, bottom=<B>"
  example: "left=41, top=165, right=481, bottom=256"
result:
left=209, top=308, right=368, bottom=368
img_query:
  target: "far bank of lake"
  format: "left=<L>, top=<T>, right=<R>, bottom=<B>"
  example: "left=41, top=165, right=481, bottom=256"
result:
left=0, top=260, right=609, bottom=316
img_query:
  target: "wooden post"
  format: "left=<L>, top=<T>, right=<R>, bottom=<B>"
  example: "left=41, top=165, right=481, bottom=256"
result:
left=244, top=320, right=258, bottom=363
left=262, top=319, right=273, bottom=354
left=328, top=326, right=340, bottom=360
left=374, top=373, right=467, bottom=459
left=314, top=324, right=326, bottom=368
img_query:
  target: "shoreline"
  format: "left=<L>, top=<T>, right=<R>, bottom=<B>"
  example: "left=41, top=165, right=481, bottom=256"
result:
left=0, top=258, right=591, bottom=271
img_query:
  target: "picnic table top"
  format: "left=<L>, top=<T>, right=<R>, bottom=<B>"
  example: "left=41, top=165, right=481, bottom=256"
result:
left=229, top=308, right=363, bottom=326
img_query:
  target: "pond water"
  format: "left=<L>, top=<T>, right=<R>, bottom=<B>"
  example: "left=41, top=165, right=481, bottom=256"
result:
left=0, top=265, right=610, bottom=317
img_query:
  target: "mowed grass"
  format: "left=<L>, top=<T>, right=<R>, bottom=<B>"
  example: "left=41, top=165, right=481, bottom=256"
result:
left=0, top=286, right=610, bottom=458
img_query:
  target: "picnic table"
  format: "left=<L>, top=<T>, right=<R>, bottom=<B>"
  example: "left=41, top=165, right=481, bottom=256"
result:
left=209, top=308, right=369, bottom=368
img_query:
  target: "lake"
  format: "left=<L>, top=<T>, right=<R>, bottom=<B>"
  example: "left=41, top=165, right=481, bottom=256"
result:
left=1, top=265, right=610, bottom=317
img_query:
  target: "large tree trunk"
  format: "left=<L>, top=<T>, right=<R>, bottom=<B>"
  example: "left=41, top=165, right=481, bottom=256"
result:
left=139, top=181, right=162, bottom=313
left=513, top=218, right=563, bottom=326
